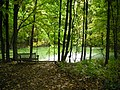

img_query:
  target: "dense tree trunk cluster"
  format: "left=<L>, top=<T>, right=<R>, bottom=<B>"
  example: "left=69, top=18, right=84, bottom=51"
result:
left=0, top=0, right=119, bottom=65
left=105, top=0, right=120, bottom=65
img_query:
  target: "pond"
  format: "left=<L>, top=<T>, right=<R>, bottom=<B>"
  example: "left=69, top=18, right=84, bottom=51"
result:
left=0, top=46, right=114, bottom=62
left=17, top=46, right=106, bottom=62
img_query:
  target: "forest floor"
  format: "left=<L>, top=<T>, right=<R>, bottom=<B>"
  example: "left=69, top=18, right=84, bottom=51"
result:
left=0, top=62, right=102, bottom=90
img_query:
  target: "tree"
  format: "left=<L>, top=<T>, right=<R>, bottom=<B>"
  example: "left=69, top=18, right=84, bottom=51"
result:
left=114, top=0, right=119, bottom=59
left=89, top=32, right=92, bottom=60
left=83, top=0, right=88, bottom=60
left=30, top=0, right=37, bottom=60
left=81, top=0, right=85, bottom=61
left=61, top=0, right=69, bottom=61
left=58, top=0, right=62, bottom=62
left=111, top=1, right=117, bottom=60
left=105, top=0, right=111, bottom=65
left=0, top=0, right=5, bottom=62
left=69, top=0, right=77, bottom=62
left=64, top=0, right=73, bottom=60
left=13, top=0, right=19, bottom=60
left=6, top=0, right=10, bottom=62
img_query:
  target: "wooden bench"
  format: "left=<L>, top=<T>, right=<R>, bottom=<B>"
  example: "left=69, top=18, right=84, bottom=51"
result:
left=17, top=53, right=39, bottom=62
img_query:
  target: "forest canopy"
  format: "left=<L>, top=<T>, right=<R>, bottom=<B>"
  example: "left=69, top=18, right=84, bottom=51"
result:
left=0, top=0, right=120, bottom=63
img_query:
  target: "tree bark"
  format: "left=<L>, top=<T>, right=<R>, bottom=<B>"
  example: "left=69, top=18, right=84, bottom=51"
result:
left=58, top=0, right=62, bottom=62
left=64, top=0, right=73, bottom=61
left=111, top=3, right=117, bottom=60
left=89, top=32, right=92, bottom=60
left=61, top=0, right=69, bottom=61
left=13, top=0, right=19, bottom=60
left=89, top=46, right=92, bottom=60
left=105, top=0, right=111, bottom=65
left=69, top=0, right=76, bottom=62
left=114, top=0, right=118, bottom=59
left=81, top=0, right=85, bottom=61
left=6, top=0, right=10, bottom=62
left=83, top=0, right=88, bottom=60
left=30, top=0, right=37, bottom=60
left=0, top=0, right=5, bottom=62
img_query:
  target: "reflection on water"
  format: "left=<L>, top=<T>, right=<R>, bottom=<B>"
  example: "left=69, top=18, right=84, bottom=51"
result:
left=0, top=46, right=111, bottom=62
left=35, top=46, right=105, bottom=62
left=40, top=52, right=104, bottom=63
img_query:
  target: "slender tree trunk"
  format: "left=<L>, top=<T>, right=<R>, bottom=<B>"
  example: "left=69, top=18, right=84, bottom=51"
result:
left=6, top=0, right=10, bottom=62
left=13, top=0, right=19, bottom=60
left=105, top=0, right=111, bottom=65
left=69, top=27, right=73, bottom=63
left=61, top=0, right=69, bottom=61
left=114, top=0, right=118, bottom=59
left=83, top=0, right=88, bottom=60
left=89, top=32, right=92, bottom=60
left=69, top=19, right=73, bottom=63
left=80, top=0, right=85, bottom=61
left=64, top=0, right=73, bottom=61
left=54, top=23, right=56, bottom=61
left=69, top=0, right=76, bottom=62
left=30, top=0, right=37, bottom=60
left=74, top=0, right=77, bottom=62
left=100, top=32, right=104, bottom=57
left=30, top=18, right=35, bottom=60
left=58, top=0, right=62, bottom=62
left=0, top=0, right=5, bottom=62
left=69, top=36, right=73, bottom=63
left=111, top=3, right=117, bottom=60
left=89, top=45, right=92, bottom=60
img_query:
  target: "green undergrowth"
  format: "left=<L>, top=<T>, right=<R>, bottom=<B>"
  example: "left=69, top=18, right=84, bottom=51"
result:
left=58, top=59, right=120, bottom=89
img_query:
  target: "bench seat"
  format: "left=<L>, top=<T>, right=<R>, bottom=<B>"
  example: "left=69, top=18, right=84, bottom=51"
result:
left=17, top=53, right=39, bottom=62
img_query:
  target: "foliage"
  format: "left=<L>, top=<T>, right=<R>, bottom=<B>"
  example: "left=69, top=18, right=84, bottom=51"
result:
left=103, top=59, right=120, bottom=89
left=0, top=0, right=119, bottom=50
left=0, top=0, right=108, bottom=47
left=58, top=59, right=120, bottom=89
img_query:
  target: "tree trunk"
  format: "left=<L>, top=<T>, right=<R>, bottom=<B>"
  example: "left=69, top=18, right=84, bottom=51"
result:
left=83, top=0, right=88, bottom=60
left=54, top=23, right=56, bottom=61
left=61, top=0, right=69, bottom=61
left=89, top=46, right=92, bottom=60
left=64, top=0, right=73, bottom=61
left=89, top=32, right=92, bottom=60
left=114, top=0, right=118, bottom=59
left=100, top=32, right=104, bottom=57
left=69, top=0, right=76, bottom=62
left=30, top=0, right=37, bottom=60
left=69, top=17, right=74, bottom=63
left=6, top=0, right=10, bottom=62
left=58, top=0, right=62, bottom=62
left=69, top=36, right=73, bottom=63
left=30, top=19, right=35, bottom=60
left=111, top=3, right=117, bottom=60
left=0, top=0, right=5, bottom=62
left=13, top=0, right=19, bottom=60
left=80, top=0, right=85, bottom=61
left=105, top=0, right=111, bottom=65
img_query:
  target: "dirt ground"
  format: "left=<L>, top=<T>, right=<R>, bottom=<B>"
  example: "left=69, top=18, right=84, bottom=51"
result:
left=0, top=62, right=102, bottom=90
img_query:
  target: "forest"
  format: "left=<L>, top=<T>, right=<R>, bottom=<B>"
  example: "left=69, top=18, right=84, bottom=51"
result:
left=0, top=0, right=120, bottom=89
